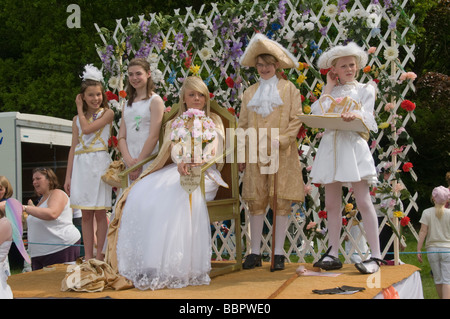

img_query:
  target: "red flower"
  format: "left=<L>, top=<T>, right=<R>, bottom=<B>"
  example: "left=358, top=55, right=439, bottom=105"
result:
left=318, top=210, right=327, bottom=219
left=320, top=68, right=331, bottom=75
left=400, top=100, right=416, bottom=112
left=209, top=92, right=215, bottom=99
left=373, top=79, right=380, bottom=84
left=227, top=107, right=235, bottom=116
left=313, top=183, right=321, bottom=188
left=342, top=218, right=348, bottom=226
left=225, top=76, right=235, bottom=88
left=297, top=126, right=307, bottom=139
left=108, top=136, right=118, bottom=148
left=400, top=216, right=410, bottom=227
left=301, top=95, right=306, bottom=103
left=402, top=162, right=413, bottom=172
left=106, top=91, right=119, bottom=102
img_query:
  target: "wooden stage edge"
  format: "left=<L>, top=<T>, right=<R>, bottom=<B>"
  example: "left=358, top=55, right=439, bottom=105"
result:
left=8, top=262, right=421, bottom=299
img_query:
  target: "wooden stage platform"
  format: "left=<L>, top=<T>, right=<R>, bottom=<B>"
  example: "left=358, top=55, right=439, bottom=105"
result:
left=8, top=261, right=421, bottom=300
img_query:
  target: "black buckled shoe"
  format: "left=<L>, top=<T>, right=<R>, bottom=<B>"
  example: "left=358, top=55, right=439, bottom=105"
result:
left=313, top=247, right=343, bottom=271
left=243, top=253, right=262, bottom=269
left=355, top=257, right=387, bottom=274
left=271, top=255, right=285, bottom=271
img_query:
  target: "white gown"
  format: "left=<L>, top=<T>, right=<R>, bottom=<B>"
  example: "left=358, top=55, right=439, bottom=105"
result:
left=122, top=96, right=160, bottom=178
left=70, top=109, right=112, bottom=210
left=310, top=81, right=378, bottom=186
left=0, top=240, right=13, bottom=299
left=116, top=163, right=221, bottom=290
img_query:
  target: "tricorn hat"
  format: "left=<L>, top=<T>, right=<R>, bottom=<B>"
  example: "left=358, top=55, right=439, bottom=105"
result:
left=317, top=42, right=368, bottom=70
left=240, top=33, right=298, bottom=69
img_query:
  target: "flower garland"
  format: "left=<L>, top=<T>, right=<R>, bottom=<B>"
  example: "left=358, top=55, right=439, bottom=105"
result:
left=170, top=109, right=217, bottom=163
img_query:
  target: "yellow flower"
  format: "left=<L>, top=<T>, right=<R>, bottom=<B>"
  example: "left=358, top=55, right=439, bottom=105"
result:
left=303, top=105, right=311, bottom=114
left=162, top=38, right=167, bottom=50
left=379, top=122, right=390, bottom=129
left=345, top=203, right=354, bottom=212
left=189, top=64, right=200, bottom=75
left=393, top=211, right=404, bottom=218
left=296, top=73, right=307, bottom=85
left=297, top=62, right=304, bottom=71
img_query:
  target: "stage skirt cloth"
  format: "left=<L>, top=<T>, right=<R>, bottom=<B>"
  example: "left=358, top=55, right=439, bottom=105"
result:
left=116, top=163, right=220, bottom=290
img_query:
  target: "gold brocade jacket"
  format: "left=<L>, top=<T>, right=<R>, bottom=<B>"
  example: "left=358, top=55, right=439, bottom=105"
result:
left=238, top=78, right=305, bottom=202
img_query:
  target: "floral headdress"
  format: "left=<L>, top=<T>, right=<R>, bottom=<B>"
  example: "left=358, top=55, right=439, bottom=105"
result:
left=81, top=64, right=104, bottom=83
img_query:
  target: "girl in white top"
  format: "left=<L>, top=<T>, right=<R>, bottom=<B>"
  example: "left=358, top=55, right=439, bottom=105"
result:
left=418, top=186, right=450, bottom=299
left=118, top=58, right=165, bottom=182
left=26, top=168, right=81, bottom=270
left=310, top=42, right=383, bottom=274
left=64, top=64, right=114, bottom=261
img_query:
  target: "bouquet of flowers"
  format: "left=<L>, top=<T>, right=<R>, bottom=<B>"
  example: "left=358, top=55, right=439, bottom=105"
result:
left=170, top=108, right=217, bottom=164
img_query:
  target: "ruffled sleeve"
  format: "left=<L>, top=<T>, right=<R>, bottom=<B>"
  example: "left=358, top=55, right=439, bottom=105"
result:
left=353, top=81, right=378, bottom=133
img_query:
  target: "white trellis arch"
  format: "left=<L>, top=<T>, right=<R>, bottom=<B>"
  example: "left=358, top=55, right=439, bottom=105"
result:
left=95, top=0, right=418, bottom=265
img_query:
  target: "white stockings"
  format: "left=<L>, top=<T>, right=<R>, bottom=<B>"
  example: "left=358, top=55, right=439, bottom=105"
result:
left=324, top=181, right=381, bottom=271
left=249, top=214, right=289, bottom=256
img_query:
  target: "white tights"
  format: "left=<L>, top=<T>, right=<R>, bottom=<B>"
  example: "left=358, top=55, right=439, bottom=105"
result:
left=249, top=214, right=289, bottom=256
left=325, top=181, right=381, bottom=262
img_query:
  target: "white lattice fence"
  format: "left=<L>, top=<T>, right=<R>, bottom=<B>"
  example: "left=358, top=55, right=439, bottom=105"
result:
left=95, top=0, right=419, bottom=264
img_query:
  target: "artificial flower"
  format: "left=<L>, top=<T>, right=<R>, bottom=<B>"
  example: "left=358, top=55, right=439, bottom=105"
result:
left=345, top=203, right=354, bottom=212
left=400, top=216, right=410, bottom=227
left=296, top=73, right=307, bottom=85
left=324, top=4, right=338, bottom=18
left=363, top=65, right=372, bottom=73
left=119, top=90, right=127, bottom=98
left=225, top=76, right=235, bottom=88
left=108, top=136, right=118, bottom=148
left=318, top=210, right=327, bottom=219
left=400, top=100, right=416, bottom=112
left=399, top=72, right=417, bottom=82
left=383, top=46, right=399, bottom=61
left=402, top=162, right=413, bottom=172
left=393, top=211, right=404, bottom=218
left=384, top=102, right=395, bottom=112
left=378, top=122, right=390, bottom=129
left=189, top=64, right=200, bottom=75
left=108, top=76, right=120, bottom=90
left=303, top=105, right=311, bottom=114
left=106, top=91, right=119, bottom=102
left=368, top=46, right=377, bottom=54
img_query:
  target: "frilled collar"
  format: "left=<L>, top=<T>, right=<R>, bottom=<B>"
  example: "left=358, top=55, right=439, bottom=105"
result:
left=247, top=75, right=283, bottom=118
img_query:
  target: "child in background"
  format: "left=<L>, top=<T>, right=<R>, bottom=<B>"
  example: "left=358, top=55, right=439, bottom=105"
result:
left=418, top=186, right=450, bottom=299
left=64, top=64, right=114, bottom=261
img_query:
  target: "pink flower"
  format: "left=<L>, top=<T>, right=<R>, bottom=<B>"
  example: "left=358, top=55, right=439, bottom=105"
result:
left=384, top=102, right=395, bottom=112
left=370, top=140, right=377, bottom=149
left=399, top=72, right=417, bottom=82
left=368, top=47, right=377, bottom=54
left=306, top=222, right=317, bottom=230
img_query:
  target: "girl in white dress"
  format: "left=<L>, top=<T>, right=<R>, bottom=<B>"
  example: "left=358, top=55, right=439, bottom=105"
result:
left=65, top=64, right=114, bottom=261
left=109, top=76, right=226, bottom=290
left=310, top=43, right=384, bottom=274
left=118, top=58, right=165, bottom=183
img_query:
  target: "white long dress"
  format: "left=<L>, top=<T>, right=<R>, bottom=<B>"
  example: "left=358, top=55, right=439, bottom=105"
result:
left=122, top=95, right=161, bottom=175
left=116, top=163, right=221, bottom=290
left=0, top=240, right=13, bottom=299
left=70, top=109, right=112, bottom=210
left=310, top=81, right=378, bottom=186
